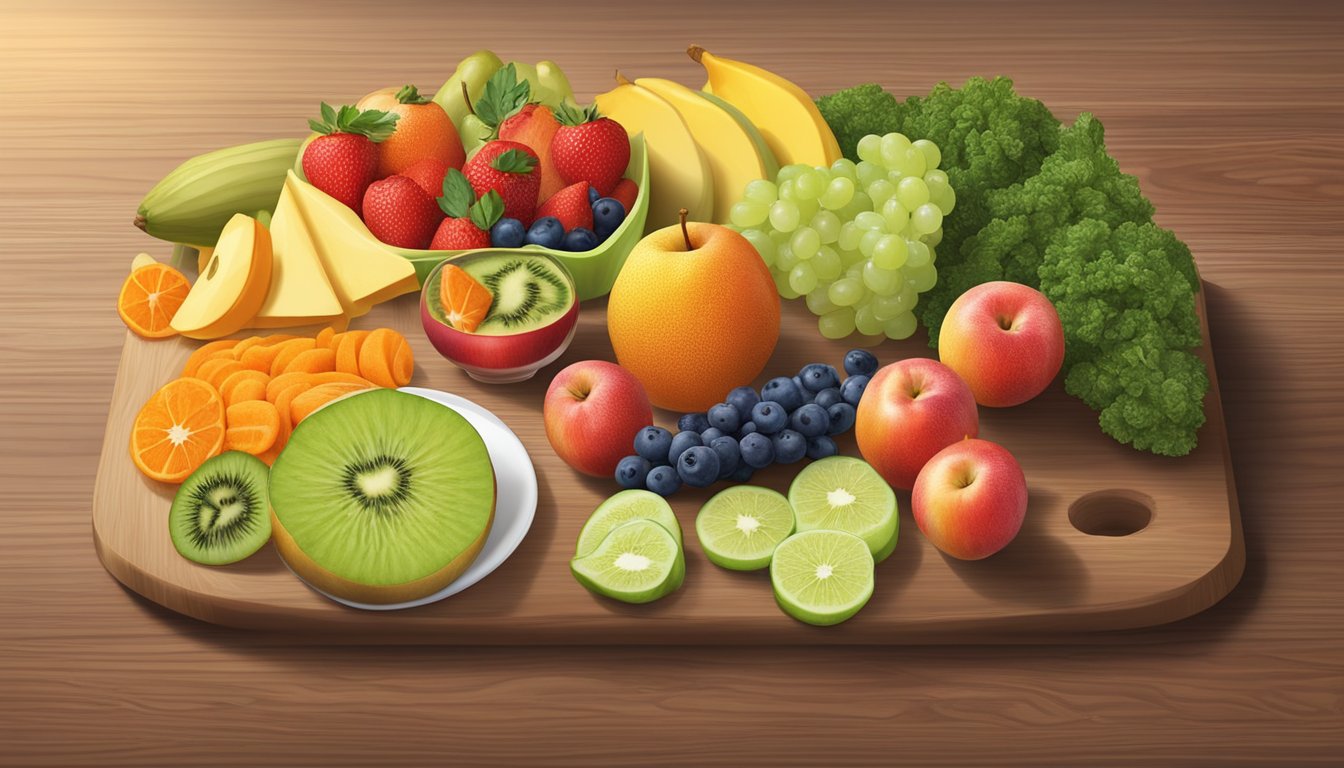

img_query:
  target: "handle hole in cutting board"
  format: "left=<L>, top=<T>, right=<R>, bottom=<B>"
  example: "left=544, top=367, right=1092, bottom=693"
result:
left=1069, top=490, right=1154, bottom=537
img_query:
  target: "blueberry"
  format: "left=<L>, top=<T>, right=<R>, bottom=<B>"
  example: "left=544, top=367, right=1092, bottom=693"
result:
left=633, top=426, right=673, bottom=465
left=490, top=217, right=526, bottom=248
left=591, top=197, right=626, bottom=240
left=678, top=413, right=710, bottom=433
left=806, top=435, right=838, bottom=460
left=813, top=387, right=843, bottom=409
left=700, top=427, right=725, bottom=444
left=750, top=401, right=788, bottom=434
left=645, top=465, right=682, bottom=497
left=760, top=377, right=805, bottom=412
left=707, top=402, right=741, bottom=433
left=728, top=462, right=755, bottom=483
left=677, top=445, right=720, bottom=488
left=668, top=431, right=703, bottom=465
left=844, top=349, right=879, bottom=377
left=739, top=432, right=775, bottom=468
left=587, top=185, right=600, bottom=204
left=771, top=429, right=808, bottom=464
left=826, top=402, right=856, bottom=435
left=615, top=455, right=652, bottom=489
left=799, top=363, right=840, bottom=392
left=736, top=421, right=757, bottom=439
left=725, top=386, right=761, bottom=421
left=562, top=227, right=599, bottom=252
left=524, top=216, right=564, bottom=249
left=841, top=374, right=870, bottom=406
left=790, top=403, right=831, bottom=438
left=709, top=436, right=740, bottom=479
left=792, top=376, right=813, bottom=404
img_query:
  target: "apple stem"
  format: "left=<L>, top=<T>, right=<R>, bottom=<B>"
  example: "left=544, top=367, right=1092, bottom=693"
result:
left=461, top=81, right=475, bottom=116
left=679, top=208, right=692, bottom=250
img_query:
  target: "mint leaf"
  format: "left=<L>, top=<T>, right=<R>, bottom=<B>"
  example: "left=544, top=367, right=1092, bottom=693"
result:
left=469, top=191, right=505, bottom=231
left=489, top=148, right=537, bottom=174
left=437, top=169, right=477, bottom=218
left=473, top=63, right=532, bottom=132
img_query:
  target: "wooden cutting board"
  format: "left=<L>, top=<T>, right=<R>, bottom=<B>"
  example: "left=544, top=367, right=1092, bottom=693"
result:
left=91, top=284, right=1242, bottom=644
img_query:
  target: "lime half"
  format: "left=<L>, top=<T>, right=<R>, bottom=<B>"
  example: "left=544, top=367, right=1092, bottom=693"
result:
left=787, top=456, right=898, bottom=562
left=771, top=529, right=875, bottom=626
left=571, top=519, right=685, bottom=604
left=695, top=486, right=795, bottom=571
left=575, top=489, right=682, bottom=557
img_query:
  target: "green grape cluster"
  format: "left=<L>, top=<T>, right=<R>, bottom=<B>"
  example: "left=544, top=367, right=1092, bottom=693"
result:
left=727, top=133, right=954, bottom=341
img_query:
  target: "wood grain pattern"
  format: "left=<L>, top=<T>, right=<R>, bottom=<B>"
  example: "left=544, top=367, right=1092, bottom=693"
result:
left=2, top=0, right=1342, bottom=764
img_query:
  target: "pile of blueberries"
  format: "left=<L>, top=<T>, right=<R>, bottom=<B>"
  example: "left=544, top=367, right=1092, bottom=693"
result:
left=489, top=188, right=627, bottom=253
left=616, top=349, right=881, bottom=497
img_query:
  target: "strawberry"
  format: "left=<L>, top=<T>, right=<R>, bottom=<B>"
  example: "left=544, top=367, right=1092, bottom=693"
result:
left=462, top=140, right=540, bottom=225
left=610, top=178, right=639, bottom=216
left=302, top=102, right=399, bottom=211
left=536, top=182, right=593, bottom=233
left=401, top=157, right=450, bottom=198
left=430, top=169, right=504, bottom=250
left=551, top=103, right=630, bottom=197
left=361, top=175, right=442, bottom=249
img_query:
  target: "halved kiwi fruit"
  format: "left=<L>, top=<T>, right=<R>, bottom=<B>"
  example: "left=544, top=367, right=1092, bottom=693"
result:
left=428, top=253, right=574, bottom=335
left=170, top=451, right=272, bottom=565
left=269, top=389, right=496, bottom=605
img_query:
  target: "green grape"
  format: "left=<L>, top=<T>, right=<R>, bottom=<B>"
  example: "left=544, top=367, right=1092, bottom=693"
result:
left=789, top=261, right=818, bottom=294
left=896, top=177, right=930, bottom=209
left=866, top=179, right=896, bottom=208
left=806, top=285, right=837, bottom=315
left=828, top=277, right=864, bottom=307
left=776, top=164, right=807, bottom=183
left=769, top=200, right=800, bottom=232
left=778, top=178, right=796, bottom=201
left=901, top=147, right=927, bottom=177
left=858, top=229, right=882, bottom=257
left=854, top=211, right=885, bottom=231
left=795, top=169, right=826, bottom=200
left=818, top=307, right=857, bottom=340
left=845, top=262, right=864, bottom=279
left=881, top=198, right=909, bottom=232
left=861, top=259, right=901, bottom=295
left=729, top=201, right=768, bottom=228
left=869, top=292, right=904, bottom=321
left=741, top=228, right=775, bottom=268
left=829, top=158, right=858, bottom=180
left=811, top=246, right=842, bottom=281
left=810, top=210, right=841, bottom=244
left=883, top=311, right=918, bottom=340
left=856, top=134, right=883, bottom=165
left=911, top=203, right=943, bottom=235
left=776, top=241, right=799, bottom=272
left=905, top=239, right=930, bottom=268
left=790, top=227, right=820, bottom=260
left=818, top=176, right=855, bottom=210
left=774, top=269, right=801, bottom=299
left=895, top=282, right=917, bottom=310
left=837, top=221, right=862, bottom=251
left=836, top=191, right=873, bottom=222
left=745, top=179, right=779, bottom=205
left=770, top=228, right=789, bottom=243
left=931, top=185, right=956, bottom=215
left=838, top=247, right=866, bottom=268
left=879, top=132, right=912, bottom=169
left=794, top=198, right=819, bottom=225
left=907, top=262, right=938, bottom=292
left=855, top=161, right=885, bottom=189
left=924, top=227, right=943, bottom=247
left=871, top=234, right=908, bottom=270
left=923, top=169, right=949, bottom=193
left=854, top=303, right=884, bottom=336
left=914, top=139, right=941, bottom=170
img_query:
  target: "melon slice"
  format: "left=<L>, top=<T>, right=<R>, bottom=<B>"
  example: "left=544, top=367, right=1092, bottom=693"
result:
left=170, top=214, right=272, bottom=339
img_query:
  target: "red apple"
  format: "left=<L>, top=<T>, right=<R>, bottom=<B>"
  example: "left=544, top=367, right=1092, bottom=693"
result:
left=938, top=281, right=1065, bottom=407
left=855, top=358, right=979, bottom=490
left=544, top=360, right=654, bottom=477
left=499, top=104, right=565, bottom=204
left=912, top=438, right=1027, bottom=560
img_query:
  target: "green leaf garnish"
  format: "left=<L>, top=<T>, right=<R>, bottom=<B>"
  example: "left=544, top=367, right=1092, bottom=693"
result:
left=488, top=148, right=537, bottom=174
left=472, top=63, right=532, bottom=135
left=307, top=102, right=400, bottom=143
left=437, top=168, right=476, bottom=218
left=469, top=191, right=505, bottom=231
left=395, top=84, right=432, bottom=105
left=555, top=101, right=600, bottom=126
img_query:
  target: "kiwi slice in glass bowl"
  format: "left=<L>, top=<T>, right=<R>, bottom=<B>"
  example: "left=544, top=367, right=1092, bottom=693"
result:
left=269, top=388, right=497, bottom=605
left=169, top=450, right=272, bottom=565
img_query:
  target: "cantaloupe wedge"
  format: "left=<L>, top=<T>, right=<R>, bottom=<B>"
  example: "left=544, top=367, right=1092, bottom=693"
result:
left=170, top=214, right=273, bottom=339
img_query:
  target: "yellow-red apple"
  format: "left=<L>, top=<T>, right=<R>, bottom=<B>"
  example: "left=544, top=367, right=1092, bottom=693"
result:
left=911, top=438, right=1027, bottom=560
left=938, top=281, right=1065, bottom=407
left=544, top=360, right=653, bottom=477
left=855, top=358, right=979, bottom=490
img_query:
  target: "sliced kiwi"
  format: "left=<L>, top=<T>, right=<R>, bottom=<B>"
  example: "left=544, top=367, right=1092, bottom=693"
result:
left=169, top=451, right=272, bottom=565
left=465, top=254, right=572, bottom=334
left=269, top=389, right=497, bottom=605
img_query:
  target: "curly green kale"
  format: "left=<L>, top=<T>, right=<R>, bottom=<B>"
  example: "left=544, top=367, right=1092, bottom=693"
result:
left=815, top=84, right=901, bottom=164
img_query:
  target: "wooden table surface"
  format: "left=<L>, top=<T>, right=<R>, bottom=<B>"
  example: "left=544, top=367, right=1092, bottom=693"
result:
left=2, top=0, right=1341, bottom=764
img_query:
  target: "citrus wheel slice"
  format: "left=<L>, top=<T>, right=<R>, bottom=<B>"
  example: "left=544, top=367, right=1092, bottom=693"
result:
left=130, top=377, right=226, bottom=483
left=117, top=263, right=191, bottom=339
left=438, top=263, right=493, bottom=332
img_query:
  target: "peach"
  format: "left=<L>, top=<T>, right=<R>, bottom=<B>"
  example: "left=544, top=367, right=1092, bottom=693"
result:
left=938, top=281, right=1065, bottom=407
left=544, top=360, right=653, bottom=477
left=855, top=358, right=979, bottom=490
left=912, top=438, right=1027, bottom=560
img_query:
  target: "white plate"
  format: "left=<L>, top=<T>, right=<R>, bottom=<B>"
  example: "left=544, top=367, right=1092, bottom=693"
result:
left=289, top=387, right=538, bottom=611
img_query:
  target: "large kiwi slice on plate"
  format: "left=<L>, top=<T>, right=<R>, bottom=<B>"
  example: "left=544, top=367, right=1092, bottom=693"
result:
left=170, top=450, right=272, bottom=565
left=269, top=388, right=496, bottom=605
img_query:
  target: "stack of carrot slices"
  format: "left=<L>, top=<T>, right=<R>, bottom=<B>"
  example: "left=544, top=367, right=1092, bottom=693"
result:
left=130, top=327, right=415, bottom=483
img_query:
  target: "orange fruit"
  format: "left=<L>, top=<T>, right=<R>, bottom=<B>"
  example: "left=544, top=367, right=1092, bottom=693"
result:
left=607, top=221, right=781, bottom=412
left=438, top=264, right=492, bottom=332
left=358, top=85, right=465, bottom=176
left=130, top=377, right=226, bottom=483
left=118, top=263, right=190, bottom=339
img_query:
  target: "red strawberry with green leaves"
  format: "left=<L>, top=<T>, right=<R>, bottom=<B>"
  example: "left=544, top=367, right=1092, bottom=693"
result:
left=302, top=102, right=399, bottom=211
left=551, top=103, right=630, bottom=197
left=361, top=175, right=442, bottom=249
left=430, top=169, right=504, bottom=250
left=462, top=140, right=540, bottom=225
left=536, top=182, right=593, bottom=233
left=401, top=157, right=450, bottom=198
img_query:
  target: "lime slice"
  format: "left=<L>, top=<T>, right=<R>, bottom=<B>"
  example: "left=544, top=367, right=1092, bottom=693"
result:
left=571, top=519, right=685, bottom=604
left=695, top=486, right=795, bottom=571
left=771, top=529, right=875, bottom=626
left=574, top=490, right=682, bottom=557
left=787, top=456, right=898, bottom=562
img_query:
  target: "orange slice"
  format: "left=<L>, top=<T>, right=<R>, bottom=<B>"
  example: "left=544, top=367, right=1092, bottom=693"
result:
left=219, top=369, right=270, bottom=407
left=223, top=400, right=281, bottom=455
left=118, top=263, right=191, bottom=339
left=438, top=264, right=492, bottom=332
left=129, top=377, right=225, bottom=483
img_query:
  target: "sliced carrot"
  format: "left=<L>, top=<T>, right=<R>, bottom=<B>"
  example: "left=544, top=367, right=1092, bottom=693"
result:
left=290, top=382, right=375, bottom=424
left=223, top=400, right=280, bottom=455
left=256, top=443, right=282, bottom=466
left=268, top=338, right=317, bottom=376
left=265, top=371, right=373, bottom=402
left=357, top=328, right=399, bottom=388
left=334, top=330, right=371, bottom=375
left=219, top=369, right=270, bottom=407
left=390, top=335, right=414, bottom=387
left=196, top=359, right=245, bottom=391
left=283, top=347, right=337, bottom=375
left=315, top=327, right=336, bottom=350
left=181, top=340, right=240, bottom=378
left=231, top=336, right=270, bottom=356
